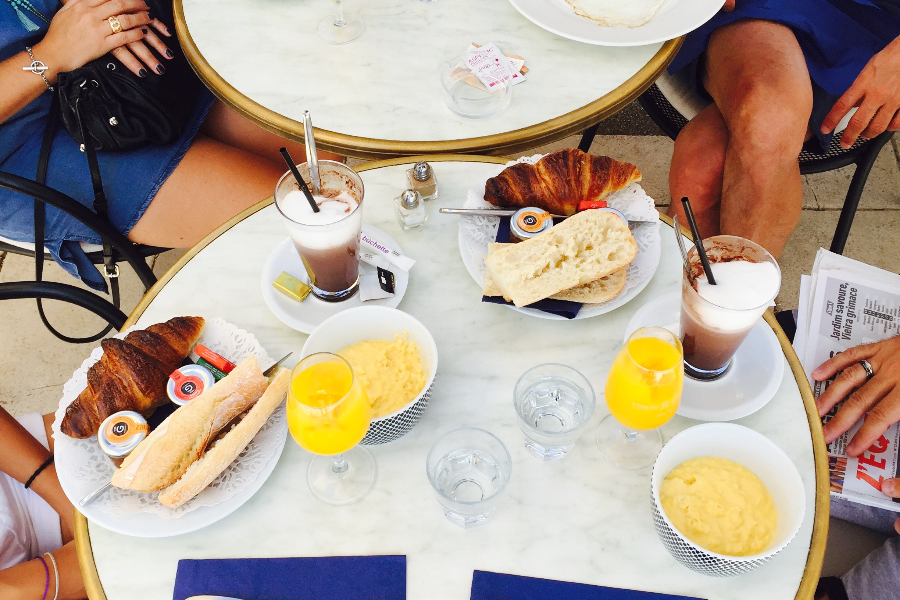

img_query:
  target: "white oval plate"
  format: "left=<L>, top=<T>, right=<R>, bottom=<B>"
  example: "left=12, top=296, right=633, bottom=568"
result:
left=625, top=292, right=784, bottom=421
left=261, top=225, right=409, bottom=334
left=508, top=0, right=723, bottom=47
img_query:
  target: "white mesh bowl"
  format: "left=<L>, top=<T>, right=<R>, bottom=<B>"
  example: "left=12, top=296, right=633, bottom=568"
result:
left=651, top=423, right=805, bottom=577
left=301, top=306, right=438, bottom=445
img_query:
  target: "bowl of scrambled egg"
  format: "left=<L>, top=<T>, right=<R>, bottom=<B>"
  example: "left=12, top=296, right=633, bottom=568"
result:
left=650, top=423, right=805, bottom=577
left=301, top=306, right=438, bottom=445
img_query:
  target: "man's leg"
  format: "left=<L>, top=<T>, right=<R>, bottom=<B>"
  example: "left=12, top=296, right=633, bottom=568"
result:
left=668, top=103, right=729, bottom=238
left=703, top=19, right=813, bottom=258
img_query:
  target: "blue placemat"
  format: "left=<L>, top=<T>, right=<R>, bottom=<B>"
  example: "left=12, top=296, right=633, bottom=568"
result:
left=481, top=217, right=583, bottom=319
left=172, top=556, right=406, bottom=600
left=471, top=571, right=704, bottom=600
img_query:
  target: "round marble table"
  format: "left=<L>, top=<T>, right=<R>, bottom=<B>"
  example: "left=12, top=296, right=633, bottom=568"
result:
left=75, top=156, right=828, bottom=600
left=174, top=0, right=681, bottom=159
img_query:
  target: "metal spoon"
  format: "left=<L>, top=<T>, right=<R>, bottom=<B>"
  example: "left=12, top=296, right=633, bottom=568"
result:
left=673, top=214, right=695, bottom=286
left=302, top=111, right=321, bottom=195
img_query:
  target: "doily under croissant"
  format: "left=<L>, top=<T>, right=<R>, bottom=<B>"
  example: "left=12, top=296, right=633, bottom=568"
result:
left=51, top=317, right=283, bottom=519
left=459, top=154, right=662, bottom=319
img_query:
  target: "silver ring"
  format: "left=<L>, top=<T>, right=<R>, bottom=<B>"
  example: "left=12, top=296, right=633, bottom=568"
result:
left=860, top=359, right=875, bottom=380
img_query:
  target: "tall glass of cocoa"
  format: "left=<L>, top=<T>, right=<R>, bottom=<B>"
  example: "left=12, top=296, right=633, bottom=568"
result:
left=274, top=161, right=364, bottom=302
left=680, top=235, right=781, bottom=380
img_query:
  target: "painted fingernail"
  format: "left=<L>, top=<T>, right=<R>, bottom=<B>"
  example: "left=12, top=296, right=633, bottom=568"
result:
left=156, top=64, right=165, bottom=75
left=138, top=68, right=148, bottom=78
left=142, top=28, right=148, bottom=34
left=165, top=49, right=174, bottom=58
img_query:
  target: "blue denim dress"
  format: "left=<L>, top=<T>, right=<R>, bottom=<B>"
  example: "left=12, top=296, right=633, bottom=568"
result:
left=668, top=0, right=900, bottom=152
left=0, top=0, right=213, bottom=291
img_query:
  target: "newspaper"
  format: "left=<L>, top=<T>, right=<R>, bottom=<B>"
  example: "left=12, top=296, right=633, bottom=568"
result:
left=795, top=249, right=900, bottom=511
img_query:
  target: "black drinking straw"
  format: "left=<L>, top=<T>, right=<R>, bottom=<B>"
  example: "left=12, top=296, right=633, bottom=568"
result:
left=279, top=147, right=319, bottom=213
left=680, top=197, right=716, bottom=285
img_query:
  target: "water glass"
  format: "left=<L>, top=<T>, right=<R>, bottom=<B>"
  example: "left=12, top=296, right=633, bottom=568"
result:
left=426, top=428, right=512, bottom=528
left=513, top=364, right=595, bottom=461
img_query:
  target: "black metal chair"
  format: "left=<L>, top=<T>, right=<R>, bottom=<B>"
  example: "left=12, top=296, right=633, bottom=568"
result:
left=634, top=82, right=893, bottom=255
left=0, top=171, right=167, bottom=342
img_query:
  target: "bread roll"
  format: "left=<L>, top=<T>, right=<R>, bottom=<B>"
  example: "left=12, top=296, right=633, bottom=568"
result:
left=111, top=356, right=269, bottom=492
left=158, top=369, right=290, bottom=508
left=483, top=210, right=636, bottom=307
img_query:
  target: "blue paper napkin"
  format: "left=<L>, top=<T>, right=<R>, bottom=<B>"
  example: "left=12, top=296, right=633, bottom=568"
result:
left=172, top=556, right=406, bottom=600
left=470, top=571, right=704, bottom=600
left=481, top=217, right=583, bottom=319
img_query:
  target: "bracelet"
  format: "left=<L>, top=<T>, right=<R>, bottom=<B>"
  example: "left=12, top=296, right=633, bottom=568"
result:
left=24, top=456, right=54, bottom=489
left=44, top=552, right=59, bottom=600
left=37, top=555, right=50, bottom=600
left=23, top=46, right=53, bottom=91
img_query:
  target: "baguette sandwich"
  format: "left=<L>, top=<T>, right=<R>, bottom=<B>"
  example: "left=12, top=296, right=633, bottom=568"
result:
left=111, top=356, right=270, bottom=492
left=158, top=368, right=290, bottom=508
left=483, top=209, right=637, bottom=307
left=482, top=242, right=627, bottom=304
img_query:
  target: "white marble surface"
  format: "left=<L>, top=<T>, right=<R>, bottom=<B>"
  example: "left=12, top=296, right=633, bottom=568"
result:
left=88, top=161, right=817, bottom=600
left=180, top=0, right=663, bottom=143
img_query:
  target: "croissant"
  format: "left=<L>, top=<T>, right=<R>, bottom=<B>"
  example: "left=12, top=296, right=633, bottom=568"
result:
left=484, top=148, right=642, bottom=216
left=61, top=316, right=205, bottom=438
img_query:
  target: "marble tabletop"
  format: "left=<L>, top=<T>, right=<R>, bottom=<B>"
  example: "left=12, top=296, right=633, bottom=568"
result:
left=175, top=0, right=679, bottom=157
left=84, top=159, right=822, bottom=600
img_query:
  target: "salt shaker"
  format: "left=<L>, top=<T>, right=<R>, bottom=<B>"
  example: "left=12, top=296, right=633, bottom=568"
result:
left=406, top=161, right=439, bottom=201
left=394, top=190, right=427, bottom=230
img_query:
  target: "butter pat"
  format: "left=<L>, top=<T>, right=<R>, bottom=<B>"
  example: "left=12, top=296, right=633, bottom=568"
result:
left=337, top=334, right=426, bottom=419
left=660, top=456, right=778, bottom=556
left=273, top=271, right=311, bottom=302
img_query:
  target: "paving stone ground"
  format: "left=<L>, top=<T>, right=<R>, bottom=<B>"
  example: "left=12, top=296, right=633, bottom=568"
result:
left=2, top=100, right=897, bottom=579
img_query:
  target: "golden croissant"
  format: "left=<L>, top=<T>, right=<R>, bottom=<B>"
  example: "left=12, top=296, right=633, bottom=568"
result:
left=484, top=148, right=642, bottom=216
left=61, top=316, right=205, bottom=438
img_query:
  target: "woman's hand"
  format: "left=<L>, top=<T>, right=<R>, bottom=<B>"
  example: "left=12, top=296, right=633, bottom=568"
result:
left=113, top=17, right=174, bottom=77
left=821, top=36, right=900, bottom=148
left=33, top=0, right=174, bottom=79
left=813, top=335, right=900, bottom=456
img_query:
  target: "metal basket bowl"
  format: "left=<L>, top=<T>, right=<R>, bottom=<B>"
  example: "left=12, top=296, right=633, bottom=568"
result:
left=301, top=306, right=438, bottom=445
left=650, top=423, right=806, bottom=577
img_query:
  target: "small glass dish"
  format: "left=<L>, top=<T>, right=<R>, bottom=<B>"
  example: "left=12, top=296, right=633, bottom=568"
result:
left=514, top=364, right=596, bottom=461
left=440, top=53, right=513, bottom=119
left=426, top=427, right=512, bottom=528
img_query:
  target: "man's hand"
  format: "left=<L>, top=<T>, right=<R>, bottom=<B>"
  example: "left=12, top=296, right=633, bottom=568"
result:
left=813, top=336, right=900, bottom=456
left=821, top=36, right=900, bottom=148
left=722, top=0, right=735, bottom=11
left=882, top=479, right=900, bottom=533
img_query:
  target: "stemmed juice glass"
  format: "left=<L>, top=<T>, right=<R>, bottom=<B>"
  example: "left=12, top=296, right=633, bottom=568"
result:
left=597, top=327, right=684, bottom=470
left=287, top=352, right=376, bottom=504
left=318, top=0, right=364, bottom=45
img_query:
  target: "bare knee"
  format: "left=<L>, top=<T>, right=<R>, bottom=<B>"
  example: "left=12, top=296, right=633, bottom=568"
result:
left=670, top=110, right=727, bottom=211
left=725, top=84, right=812, bottom=164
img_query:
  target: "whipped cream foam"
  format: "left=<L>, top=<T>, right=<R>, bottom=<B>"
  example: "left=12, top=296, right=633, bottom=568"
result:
left=692, top=260, right=780, bottom=331
left=278, top=189, right=360, bottom=250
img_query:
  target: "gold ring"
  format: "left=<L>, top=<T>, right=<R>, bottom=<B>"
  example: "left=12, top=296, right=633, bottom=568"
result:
left=108, top=15, right=123, bottom=34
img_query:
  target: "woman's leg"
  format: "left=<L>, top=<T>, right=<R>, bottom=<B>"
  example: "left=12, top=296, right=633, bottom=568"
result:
left=668, top=103, right=729, bottom=238
left=703, top=19, right=814, bottom=258
left=200, top=101, right=344, bottom=165
left=127, top=133, right=284, bottom=248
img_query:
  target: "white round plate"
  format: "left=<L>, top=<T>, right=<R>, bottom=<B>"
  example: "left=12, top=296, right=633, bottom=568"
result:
left=508, top=0, right=723, bottom=47
left=625, top=292, right=784, bottom=421
left=261, top=225, right=408, bottom=334
left=53, top=318, right=285, bottom=537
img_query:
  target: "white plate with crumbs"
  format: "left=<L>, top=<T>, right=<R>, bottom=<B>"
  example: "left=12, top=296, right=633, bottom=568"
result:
left=508, top=0, right=723, bottom=46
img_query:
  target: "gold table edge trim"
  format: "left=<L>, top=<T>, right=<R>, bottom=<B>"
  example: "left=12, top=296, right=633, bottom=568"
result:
left=76, top=159, right=827, bottom=600
left=172, top=0, right=682, bottom=159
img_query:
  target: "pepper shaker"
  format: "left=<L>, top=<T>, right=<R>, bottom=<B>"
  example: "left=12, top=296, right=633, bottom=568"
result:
left=394, top=190, right=427, bottom=230
left=406, top=161, right=439, bottom=201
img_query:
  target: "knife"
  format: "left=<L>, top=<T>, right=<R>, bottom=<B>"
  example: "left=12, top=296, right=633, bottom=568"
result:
left=438, top=207, right=656, bottom=224
left=263, top=352, right=293, bottom=377
left=185, top=596, right=246, bottom=600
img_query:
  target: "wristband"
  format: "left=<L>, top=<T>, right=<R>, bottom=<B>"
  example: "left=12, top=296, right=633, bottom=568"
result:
left=37, top=555, right=49, bottom=600
left=23, top=46, right=53, bottom=91
left=24, top=455, right=54, bottom=489
left=44, top=552, right=59, bottom=600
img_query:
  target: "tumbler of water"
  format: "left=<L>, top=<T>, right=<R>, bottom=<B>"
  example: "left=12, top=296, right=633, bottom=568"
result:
left=426, top=428, right=512, bottom=528
left=513, top=364, right=596, bottom=461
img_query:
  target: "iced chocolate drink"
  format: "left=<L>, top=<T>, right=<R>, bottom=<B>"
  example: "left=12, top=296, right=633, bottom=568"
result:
left=274, top=161, right=364, bottom=302
left=680, top=235, right=781, bottom=380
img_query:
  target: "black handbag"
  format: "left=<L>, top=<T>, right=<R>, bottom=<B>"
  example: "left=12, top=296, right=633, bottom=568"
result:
left=32, top=0, right=201, bottom=342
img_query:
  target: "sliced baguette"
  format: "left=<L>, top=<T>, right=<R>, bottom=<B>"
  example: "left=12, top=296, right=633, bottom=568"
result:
left=483, top=210, right=636, bottom=307
left=111, top=356, right=269, bottom=492
left=158, top=368, right=290, bottom=508
left=482, top=243, right=627, bottom=303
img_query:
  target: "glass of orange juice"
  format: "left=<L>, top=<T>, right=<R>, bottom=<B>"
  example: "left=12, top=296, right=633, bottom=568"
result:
left=287, top=352, right=376, bottom=505
left=597, top=327, right=684, bottom=470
